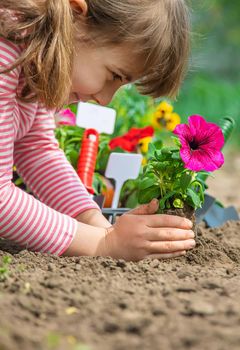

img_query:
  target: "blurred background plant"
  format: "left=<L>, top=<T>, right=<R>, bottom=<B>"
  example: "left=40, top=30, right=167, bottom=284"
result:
left=108, top=1, right=240, bottom=149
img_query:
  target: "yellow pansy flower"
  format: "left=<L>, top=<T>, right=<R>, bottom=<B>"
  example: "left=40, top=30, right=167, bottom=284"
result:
left=138, top=136, right=152, bottom=154
left=152, top=101, right=180, bottom=131
left=165, top=112, right=181, bottom=131
left=156, top=101, right=173, bottom=114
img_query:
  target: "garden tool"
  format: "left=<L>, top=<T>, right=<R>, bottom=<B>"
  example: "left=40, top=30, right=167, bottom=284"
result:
left=195, top=194, right=239, bottom=227
left=77, top=128, right=99, bottom=194
left=104, top=153, right=143, bottom=222
left=196, top=116, right=239, bottom=227
left=76, top=102, right=116, bottom=207
left=203, top=203, right=239, bottom=228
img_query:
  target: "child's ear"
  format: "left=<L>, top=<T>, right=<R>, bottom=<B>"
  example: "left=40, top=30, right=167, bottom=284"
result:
left=69, top=0, right=88, bottom=16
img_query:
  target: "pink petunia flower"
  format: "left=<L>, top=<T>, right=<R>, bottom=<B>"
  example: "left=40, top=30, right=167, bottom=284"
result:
left=55, top=108, right=76, bottom=126
left=173, top=115, right=224, bottom=172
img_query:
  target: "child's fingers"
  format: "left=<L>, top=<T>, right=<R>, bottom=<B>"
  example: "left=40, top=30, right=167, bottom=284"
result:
left=145, top=250, right=186, bottom=260
left=146, top=228, right=195, bottom=241
left=146, top=239, right=196, bottom=254
left=127, top=198, right=159, bottom=215
left=145, top=214, right=193, bottom=229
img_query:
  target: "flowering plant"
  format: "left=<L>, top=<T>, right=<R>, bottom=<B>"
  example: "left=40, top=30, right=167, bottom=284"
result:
left=138, top=115, right=224, bottom=211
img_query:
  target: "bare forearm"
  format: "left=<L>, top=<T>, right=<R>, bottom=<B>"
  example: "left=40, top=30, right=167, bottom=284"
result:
left=74, top=208, right=111, bottom=228
left=63, top=209, right=111, bottom=257
left=62, top=221, right=107, bottom=257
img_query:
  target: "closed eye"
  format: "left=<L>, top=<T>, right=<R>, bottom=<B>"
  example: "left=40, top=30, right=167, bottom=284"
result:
left=112, top=72, right=123, bottom=82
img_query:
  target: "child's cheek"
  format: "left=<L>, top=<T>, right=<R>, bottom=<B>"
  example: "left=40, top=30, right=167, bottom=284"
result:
left=72, top=73, right=105, bottom=95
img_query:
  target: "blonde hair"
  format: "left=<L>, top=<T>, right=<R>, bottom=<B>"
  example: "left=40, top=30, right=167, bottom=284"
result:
left=0, top=0, right=190, bottom=109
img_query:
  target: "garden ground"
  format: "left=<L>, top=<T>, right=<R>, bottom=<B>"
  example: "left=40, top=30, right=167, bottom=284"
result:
left=0, top=152, right=239, bottom=350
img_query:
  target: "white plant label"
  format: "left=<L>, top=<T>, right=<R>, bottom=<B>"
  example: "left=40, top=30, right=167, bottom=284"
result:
left=105, top=153, right=143, bottom=208
left=76, top=102, right=116, bottom=135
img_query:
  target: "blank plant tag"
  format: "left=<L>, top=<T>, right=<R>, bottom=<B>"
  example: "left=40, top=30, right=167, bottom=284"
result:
left=76, top=102, right=116, bottom=135
left=105, top=153, right=143, bottom=208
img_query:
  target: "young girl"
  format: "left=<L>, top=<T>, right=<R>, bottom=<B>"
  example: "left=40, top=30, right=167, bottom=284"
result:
left=0, top=0, right=195, bottom=261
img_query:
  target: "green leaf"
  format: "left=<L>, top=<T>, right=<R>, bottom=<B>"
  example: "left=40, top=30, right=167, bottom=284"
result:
left=195, top=176, right=208, bottom=190
left=159, top=190, right=177, bottom=209
left=65, top=137, right=82, bottom=147
left=160, top=147, right=172, bottom=155
left=139, top=174, right=158, bottom=190
left=179, top=173, right=193, bottom=191
left=148, top=143, right=156, bottom=157
left=138, top=186, right=161, bottom=204
left=125, top=190, right=139, bottom=208
left=65, top=149, right=79, bottom=169
left=171, top=151, right=181, bottom=160
left=173, top=198, right=184, bottom=209
left=186, top=188, right=201, bottom=209
left=155, top=161, right=172, bottom=171
left=171, top=136, right=181, bottom=148
left=152, top=139, right=163, bottom=150
left=191, top=180, right=205, bottom=203
left=154, top=149, right=163, bottom=161
left=92, top=173, right=104, bottom=195
left=197, top=171, right=211, bottom=177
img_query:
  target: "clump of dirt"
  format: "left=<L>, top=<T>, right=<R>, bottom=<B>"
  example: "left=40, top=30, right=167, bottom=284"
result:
left=0, top=220, right=240, bottom=350
left=161, top=204, right=196, bottom=233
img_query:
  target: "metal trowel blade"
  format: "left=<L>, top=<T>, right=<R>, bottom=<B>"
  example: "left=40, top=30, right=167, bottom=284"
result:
left=204, top=205, right=239, bottom=228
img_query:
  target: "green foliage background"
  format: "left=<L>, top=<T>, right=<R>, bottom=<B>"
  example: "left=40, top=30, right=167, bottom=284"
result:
left=110, top=1, right=240, bottom=149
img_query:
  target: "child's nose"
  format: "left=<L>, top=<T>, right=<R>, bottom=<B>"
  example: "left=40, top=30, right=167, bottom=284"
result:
left=94, top=86, right=118, bottom=106
left=94, top=94, right=113, bottom=106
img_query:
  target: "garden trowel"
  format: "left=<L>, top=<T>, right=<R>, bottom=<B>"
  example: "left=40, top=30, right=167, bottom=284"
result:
left=196, top=193, right=239, bottom=227
left=76, top=102, right=116, bottom=208
left=203, top=202, right=239, bottom=228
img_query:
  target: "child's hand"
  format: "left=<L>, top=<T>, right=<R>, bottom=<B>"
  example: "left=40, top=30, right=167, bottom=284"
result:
left=104, top=199, right=195, bottom=261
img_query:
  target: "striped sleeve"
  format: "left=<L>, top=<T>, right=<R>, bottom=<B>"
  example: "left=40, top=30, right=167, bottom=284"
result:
left=14, top=105, right=100, bottom=217
left=0, top=37, right=78, bottom=255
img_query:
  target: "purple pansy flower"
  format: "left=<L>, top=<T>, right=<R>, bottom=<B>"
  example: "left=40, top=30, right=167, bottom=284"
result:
left=173, top=115, right=224, bottom=172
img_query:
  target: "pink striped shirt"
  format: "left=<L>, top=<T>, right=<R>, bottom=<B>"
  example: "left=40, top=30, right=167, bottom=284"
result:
left=0, top=37, right=99, bottom=255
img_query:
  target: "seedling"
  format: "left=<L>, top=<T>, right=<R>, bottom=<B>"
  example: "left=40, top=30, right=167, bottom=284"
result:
left=138, top=144, right=205, bottom=212
left=0, top=255, right=12, bottom=282
left=138, top=115, right=225, bottom=213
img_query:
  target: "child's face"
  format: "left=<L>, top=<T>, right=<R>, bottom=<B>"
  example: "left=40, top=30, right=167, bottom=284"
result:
left=69, top=42, right=141, bottom=106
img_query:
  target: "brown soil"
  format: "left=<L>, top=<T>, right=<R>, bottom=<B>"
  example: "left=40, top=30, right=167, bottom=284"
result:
left=0, top=152, right=239, bottom=350
left=0, top=220, right=240, bottom=350
left=161, top=204, right=196, bottom=234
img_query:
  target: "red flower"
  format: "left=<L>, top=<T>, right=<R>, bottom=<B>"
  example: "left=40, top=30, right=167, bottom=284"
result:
left=109, top=137, right=135, bottom=152
left=109, top=126, right=154, bottom=152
